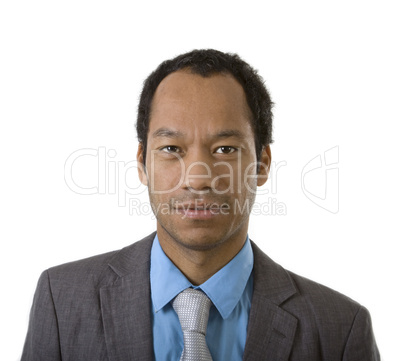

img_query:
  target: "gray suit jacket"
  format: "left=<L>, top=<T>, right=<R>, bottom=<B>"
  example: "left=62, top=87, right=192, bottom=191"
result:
left=21, top=232, right=380, bottom=360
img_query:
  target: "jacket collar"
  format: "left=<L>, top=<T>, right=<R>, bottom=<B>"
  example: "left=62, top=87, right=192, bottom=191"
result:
left=250, top=240, right=298, bottom=305
left=243, top=240, right=299, bottom=361
left=100, top=232, right=156, bottom=361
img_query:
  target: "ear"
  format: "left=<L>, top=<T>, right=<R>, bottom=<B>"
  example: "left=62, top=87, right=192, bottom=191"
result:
left=136, top=143, right=148, bottom=186
left=257, top=145, right=271, bottom=187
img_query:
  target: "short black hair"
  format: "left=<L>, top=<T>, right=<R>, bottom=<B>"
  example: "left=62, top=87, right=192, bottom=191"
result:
left=136, top=49, right=273, bottom=164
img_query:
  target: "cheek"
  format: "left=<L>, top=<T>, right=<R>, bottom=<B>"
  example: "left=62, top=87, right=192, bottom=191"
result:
left=147, top=161, right=184, bottom=192
left=241, top=162, right=258, bottom=190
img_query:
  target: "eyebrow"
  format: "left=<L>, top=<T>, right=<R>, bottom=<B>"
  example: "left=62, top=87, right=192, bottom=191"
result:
left=152, top=128, right=185, bottom=139
left=151, top=127, right=246, bottom=141
left=213, top=129, right=246, bottom=140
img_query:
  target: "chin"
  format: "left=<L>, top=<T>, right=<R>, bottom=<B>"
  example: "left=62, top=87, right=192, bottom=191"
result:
left=171, top=228, right=227, bottom=251
left=179, top=238, right=224, bottom=252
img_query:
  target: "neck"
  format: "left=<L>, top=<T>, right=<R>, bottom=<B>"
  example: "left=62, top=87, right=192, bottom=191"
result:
left=156, top=224, right=248, bottom=285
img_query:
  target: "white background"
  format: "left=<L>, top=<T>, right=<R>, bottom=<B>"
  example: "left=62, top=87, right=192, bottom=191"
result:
left=1, top=1, right=401, bottom=360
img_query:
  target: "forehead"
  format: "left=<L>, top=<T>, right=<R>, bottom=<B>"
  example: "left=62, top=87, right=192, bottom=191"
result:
left=149, top=70, right=252, bottom=130
left=154, top=70, right=246, bottom=102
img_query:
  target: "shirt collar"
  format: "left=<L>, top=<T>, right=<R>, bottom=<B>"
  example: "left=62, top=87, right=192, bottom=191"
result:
left=150, top=234, right=253, bottom=320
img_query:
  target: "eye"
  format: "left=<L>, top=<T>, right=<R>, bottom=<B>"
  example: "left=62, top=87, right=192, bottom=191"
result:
left=215, top=146, right=237, bottom=154
left=160, top=145, right=181, bottom=153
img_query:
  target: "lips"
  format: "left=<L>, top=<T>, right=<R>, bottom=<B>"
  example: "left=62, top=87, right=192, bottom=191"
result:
left=173, top=200, right=229, bottom=219
left=174, top=202, right=228, bottom=210
left=175, top=203, right=212, bottom=210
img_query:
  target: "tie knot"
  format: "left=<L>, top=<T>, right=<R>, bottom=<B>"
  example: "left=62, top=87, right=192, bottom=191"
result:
left=173, top=288, right=212, bottom=335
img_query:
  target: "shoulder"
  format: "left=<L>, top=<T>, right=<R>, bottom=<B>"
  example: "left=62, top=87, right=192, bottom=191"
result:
left=284, top=267, right=379, bottom=358
left=286, top=270, right=361, bottom=319
left=46, top=249, right=118, bottom=288
left=44, top=232, right=156, bottom=291
left=251, top=240, right=362, bottom=320
left=250, top=240, right=380, bottom=357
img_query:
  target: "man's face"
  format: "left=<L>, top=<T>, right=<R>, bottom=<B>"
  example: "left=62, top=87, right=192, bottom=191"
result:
left=138, top=70, right=270, bottom=251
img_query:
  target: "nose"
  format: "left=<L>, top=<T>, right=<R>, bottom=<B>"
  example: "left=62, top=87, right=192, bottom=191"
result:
left=182, top=151, right=214, bottom=194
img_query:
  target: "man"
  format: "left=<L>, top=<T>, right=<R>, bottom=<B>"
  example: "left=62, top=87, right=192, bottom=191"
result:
left=21, top=49, right=380, bottom=360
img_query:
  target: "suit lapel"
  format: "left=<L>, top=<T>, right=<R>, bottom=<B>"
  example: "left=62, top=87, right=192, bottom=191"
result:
left=243, top=294, right=297, bottom=361
left=100, top=233, right=155, bottom=361
left=243, top=241, right=299, bottom=361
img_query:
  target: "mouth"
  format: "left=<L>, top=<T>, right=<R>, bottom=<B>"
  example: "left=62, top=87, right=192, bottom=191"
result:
left=173, top=201, right=229, bottom=219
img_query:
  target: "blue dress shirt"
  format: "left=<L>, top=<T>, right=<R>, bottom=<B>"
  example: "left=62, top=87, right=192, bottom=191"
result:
left=150, top=234, right=254, bottom=361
